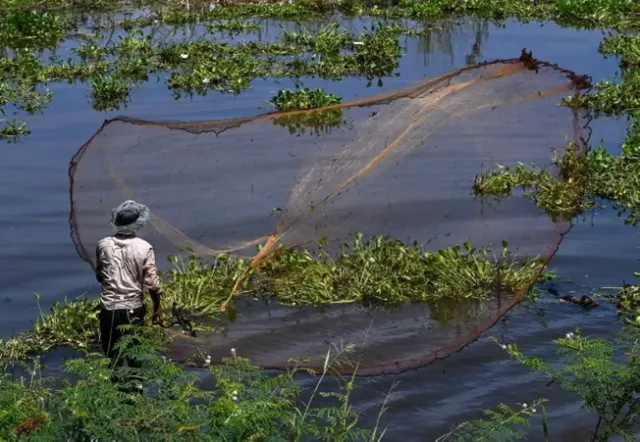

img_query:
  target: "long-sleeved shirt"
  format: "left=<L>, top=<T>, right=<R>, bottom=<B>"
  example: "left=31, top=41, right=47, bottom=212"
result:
left=96, top=235, right=161, bottom=311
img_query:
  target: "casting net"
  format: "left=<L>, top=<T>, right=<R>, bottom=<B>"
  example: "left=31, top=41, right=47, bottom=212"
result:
left=70, top=54, right=590, bottom=374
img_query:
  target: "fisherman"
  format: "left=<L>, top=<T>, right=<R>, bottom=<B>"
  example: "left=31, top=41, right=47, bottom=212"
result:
left=95, top=200, right=163, bottom=366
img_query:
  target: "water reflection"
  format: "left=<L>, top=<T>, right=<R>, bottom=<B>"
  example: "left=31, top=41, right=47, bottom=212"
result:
left=272, top=108, right=349, bottom=136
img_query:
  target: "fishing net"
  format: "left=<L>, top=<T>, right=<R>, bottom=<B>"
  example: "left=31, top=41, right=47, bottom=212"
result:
left=69, top=53, right=590, bottom=375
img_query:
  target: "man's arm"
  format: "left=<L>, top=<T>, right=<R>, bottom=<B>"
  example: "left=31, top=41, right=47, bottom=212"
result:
left=95, top=245, right=103, bottom=283
left=143, top=247, right=163, bottom=324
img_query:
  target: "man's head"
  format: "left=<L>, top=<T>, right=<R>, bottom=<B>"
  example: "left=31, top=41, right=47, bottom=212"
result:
left=110, top=200, right=150, bottom=236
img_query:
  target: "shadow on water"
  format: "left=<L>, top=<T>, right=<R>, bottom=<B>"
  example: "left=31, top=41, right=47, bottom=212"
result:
left=0, top=16, right=632, bottom=439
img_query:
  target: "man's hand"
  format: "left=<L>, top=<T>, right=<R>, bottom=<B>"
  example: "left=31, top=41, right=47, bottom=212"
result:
left=152, top=310, right=163, bottom=326
left=150, top=289, right=163, bottom=326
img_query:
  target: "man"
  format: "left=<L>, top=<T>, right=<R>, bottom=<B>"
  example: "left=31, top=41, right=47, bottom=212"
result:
left=95, top=200, right=163, bottom=364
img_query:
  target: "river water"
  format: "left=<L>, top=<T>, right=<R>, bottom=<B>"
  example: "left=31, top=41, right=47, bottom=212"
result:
left=0, top=18, right=635, bottom=440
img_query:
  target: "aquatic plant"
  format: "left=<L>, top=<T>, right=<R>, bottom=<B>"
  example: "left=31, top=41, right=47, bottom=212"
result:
left=473, top=142, right=590, bottom=223
left=475, top=109, right=640, bottom=226
left=0, top=21, right=404, bottom=140
left=0, top=330, right=388, bottom=441
left=256, top=235, right=541, bottom=307
left=495, top=326, right=640, bottom=441
left=2, top=0, right=640, bottom=142
left=268, top=87, right=341, bottom=111
left=0, top=295, right=99, bottom=364
left=573, top=34, right=640, bottom=116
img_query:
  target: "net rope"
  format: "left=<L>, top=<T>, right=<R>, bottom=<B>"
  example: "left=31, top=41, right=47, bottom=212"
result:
left=69, top=51, right=591, bottom=375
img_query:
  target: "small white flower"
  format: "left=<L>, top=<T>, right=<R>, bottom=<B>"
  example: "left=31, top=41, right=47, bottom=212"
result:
left=231, top=348, right=236, bottom=354
left=202, top=78, right=210, bottom=84
left=232, top=395, right=238, bottom=401
left=566, top=332, right=574, bottom=339
left=137, top=384, right=143, bottom=390
left=353, top=41, right=364, bottom=46
left=232, top=390, right=238, bottom=395
left=209, top=3, right=216, bottom=10
left=522, top=403, right=528, bottom=408
left=500, top=344, right=507, bottom=350
left=180, top=53, right=189, bottom=59
left=205, top=355, right=212, bottom=364
left=532, top=408, right=537, bottom=413
left=153, top=19, right=159, bottom=24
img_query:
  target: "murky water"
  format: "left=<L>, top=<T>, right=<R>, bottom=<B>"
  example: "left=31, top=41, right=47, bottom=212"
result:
left=1, top=18, right=635, bottom=439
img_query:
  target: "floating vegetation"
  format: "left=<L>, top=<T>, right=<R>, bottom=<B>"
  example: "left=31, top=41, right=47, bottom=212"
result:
left=268, top=87, right=341, bottom=111
left=268, top=86, right=345, bottom=135
left=0, top=20, right=404, bottom=140
left=473, top=143, right=589, bottom=223
left=255, top=235, right=541, bottom=308
left=474, top=112, right=640, bottom=225
left=0, top=296, right=99, bottom=363
left=573, top=34, right=640, bottom=117
left=2, top=0, right=640, bottom=141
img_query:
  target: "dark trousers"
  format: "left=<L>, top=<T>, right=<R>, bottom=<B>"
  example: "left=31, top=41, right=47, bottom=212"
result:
left=99, top=305, right=146, bottom=367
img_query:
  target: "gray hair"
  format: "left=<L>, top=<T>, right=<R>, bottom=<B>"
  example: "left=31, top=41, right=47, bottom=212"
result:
left=110, top=200, right=150, bottom=235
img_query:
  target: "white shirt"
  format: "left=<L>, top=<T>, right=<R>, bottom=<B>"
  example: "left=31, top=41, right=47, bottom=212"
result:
left=96, top=235, right=161, bottom=311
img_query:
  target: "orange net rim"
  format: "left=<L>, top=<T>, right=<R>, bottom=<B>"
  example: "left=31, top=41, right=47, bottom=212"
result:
left=68, top=52, right=593, bottom=376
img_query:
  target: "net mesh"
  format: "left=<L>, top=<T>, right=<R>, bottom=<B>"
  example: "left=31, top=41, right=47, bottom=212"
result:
left=69, top=53, right=590, bottom=374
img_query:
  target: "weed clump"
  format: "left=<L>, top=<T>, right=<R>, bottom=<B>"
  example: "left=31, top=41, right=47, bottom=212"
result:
left=269, top=87, right=341, bottom=111
left=257, top=234, right=541, bottom=307
left=474, top=111, right=640, bottom=226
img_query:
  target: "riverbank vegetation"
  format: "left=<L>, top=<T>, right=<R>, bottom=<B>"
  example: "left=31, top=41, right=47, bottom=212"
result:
left=1, top=330, right=390, bottom=441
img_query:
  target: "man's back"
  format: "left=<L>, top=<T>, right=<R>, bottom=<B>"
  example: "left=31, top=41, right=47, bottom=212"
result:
left=97, top=235, right=160, bottom=311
